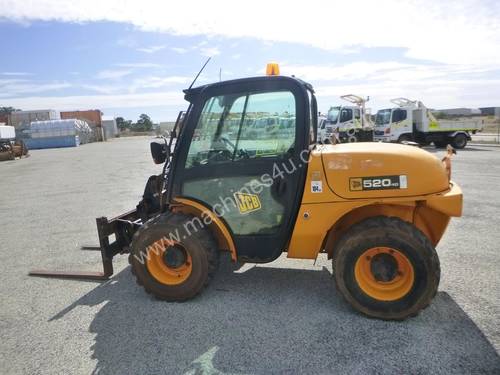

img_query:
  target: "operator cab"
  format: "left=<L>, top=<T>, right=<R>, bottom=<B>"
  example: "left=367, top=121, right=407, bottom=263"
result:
left=165, top=69, right=317, bottom=262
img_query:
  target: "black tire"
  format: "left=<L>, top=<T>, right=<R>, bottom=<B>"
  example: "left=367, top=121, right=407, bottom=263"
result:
left=434, top=140, right=448, bottom=148
left=398, top=134, right=413, bottom=143
left=333, top=216, right=440, bottom=320
left=451, top=133, right=467, bottom=149
left=347, top=132, right=359, bottom=143
left=129, top=212, right=219, bottom=301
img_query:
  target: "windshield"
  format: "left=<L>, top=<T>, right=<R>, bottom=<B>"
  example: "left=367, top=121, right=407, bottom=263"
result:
left=327, top=107, right=340, bottom=123
left=375, top=109, right=391, bottom=126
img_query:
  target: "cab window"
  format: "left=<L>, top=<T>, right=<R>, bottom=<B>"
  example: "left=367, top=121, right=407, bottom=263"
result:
left=185, top=91, right=296, bottom=168
left=340, top=108, right=353, bottom=123
left=392, top=109, right=407, bottom=123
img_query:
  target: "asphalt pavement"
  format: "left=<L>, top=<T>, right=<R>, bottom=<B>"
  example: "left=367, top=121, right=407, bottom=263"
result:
left=0, top=137, right=499, bottom=374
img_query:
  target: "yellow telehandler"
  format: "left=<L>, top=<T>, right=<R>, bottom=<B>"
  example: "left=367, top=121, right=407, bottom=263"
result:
left=30, top=63, right=462, bottom=320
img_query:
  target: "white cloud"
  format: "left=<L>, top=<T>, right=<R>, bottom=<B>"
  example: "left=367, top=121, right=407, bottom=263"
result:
left=81, top=84, right=120, bottom=95
left=0, top=91, right=186, bottom=111
left=136, top=45, right=166, bottom=53
left=95, top=69, right=133, bottom=80
left=314, top=76, right=500, bottom=111
left=115, top=62, right=161, bottom=68
left=199, top=47, right=220, bottom=57
left=281, top=62, right=412, bottom=81
left=1, top=72, right=32, bottom=76
left=281, top=61, right=498, bottom=82
left=0, top=79, right=71, bottom=97
left=1, top=0, right=499, bottom=113
left=279, top=60, right=500, bottom=109
left=171, top=47, right=188, bottom=54
left=171, top=43, right=219, bottom=56
left=136, top=76, right=192, bottom=87
left=81, top=75, right=193, bottom=95
left=6, top=0, right=497, bottom=65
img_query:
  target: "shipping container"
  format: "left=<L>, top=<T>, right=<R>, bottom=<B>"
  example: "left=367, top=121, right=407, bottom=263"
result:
left=9, top=110, right=59, bottom=128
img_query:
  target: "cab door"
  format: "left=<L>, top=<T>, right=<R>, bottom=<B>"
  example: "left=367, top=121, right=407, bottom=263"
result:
left=391, top=108, right=410, bottom=137
left=170, top=78, right=309, bottom=262
left=339, top=107, right=353, bottom=131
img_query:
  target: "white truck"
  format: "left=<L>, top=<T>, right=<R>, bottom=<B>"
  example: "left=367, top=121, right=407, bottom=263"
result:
left=374, top=98, right=483, bottom=149
left=318, top=94, right=374, bottom=143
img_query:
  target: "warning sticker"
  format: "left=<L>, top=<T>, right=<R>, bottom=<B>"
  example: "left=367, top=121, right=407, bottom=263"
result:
left=311, top=180, right=323, bottom=193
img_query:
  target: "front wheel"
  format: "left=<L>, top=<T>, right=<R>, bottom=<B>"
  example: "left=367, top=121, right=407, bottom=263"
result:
left=333, top=216, right=440, bottom=320
left=398, top=134, right=413, bottom=143
left=129, top=213, right=219, bottom=301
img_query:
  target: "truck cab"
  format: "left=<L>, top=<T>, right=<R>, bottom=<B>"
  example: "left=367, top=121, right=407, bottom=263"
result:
left=374, top=98, right=483, bottom=148
left=374, top=103, right=414, bottom=143
left=317, top=115, right=337, bottom=143
left=322, top=95, right=374, bottom=143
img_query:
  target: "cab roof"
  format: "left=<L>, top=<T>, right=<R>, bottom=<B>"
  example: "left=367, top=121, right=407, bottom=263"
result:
left=183, top=75, right=314, bottom=103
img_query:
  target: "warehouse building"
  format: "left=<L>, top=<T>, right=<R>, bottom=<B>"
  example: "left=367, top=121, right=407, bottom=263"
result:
left=479, top=107, right=500, bottom=117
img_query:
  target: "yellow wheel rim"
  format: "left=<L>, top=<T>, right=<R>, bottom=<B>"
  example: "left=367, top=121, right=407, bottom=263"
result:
left=146, top=239, right=192, bottom=285
left=354, top=247, right=414, bottom=301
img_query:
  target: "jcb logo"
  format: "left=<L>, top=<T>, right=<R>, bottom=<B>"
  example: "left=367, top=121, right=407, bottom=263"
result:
left=234, top=192, right=261, bottom=214
left=350, top=178, right=363, bottom=191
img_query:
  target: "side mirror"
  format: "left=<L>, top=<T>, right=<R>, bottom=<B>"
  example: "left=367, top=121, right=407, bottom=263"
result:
left=170, top=130, right=176, bottom=138
left=150, top=142, right=169, bottom=164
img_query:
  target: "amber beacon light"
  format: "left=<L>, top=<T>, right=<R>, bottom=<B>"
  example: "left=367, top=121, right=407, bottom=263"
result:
left=266, top=62, right=280, bottom=76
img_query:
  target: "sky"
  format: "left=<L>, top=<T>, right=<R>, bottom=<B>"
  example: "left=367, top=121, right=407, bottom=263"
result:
left=0, top=0, right=499, bottom=122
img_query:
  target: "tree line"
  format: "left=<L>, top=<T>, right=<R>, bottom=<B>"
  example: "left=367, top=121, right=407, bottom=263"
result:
left=116, top=114, right=156, bottom=132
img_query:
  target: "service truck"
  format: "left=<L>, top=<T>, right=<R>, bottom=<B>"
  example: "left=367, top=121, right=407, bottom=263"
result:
left=318, top=94, right=374, bottom=143
left=374, top=98, right=483, bottom=148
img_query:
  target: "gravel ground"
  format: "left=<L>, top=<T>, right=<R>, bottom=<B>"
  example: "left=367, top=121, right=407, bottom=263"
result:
left=0, top=137, right=499, bottom=374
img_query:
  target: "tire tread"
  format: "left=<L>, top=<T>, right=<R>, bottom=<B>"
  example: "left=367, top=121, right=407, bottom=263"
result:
left=332, top=216, right=440, bottom=320
left=128, top=212, right=219, bottom=301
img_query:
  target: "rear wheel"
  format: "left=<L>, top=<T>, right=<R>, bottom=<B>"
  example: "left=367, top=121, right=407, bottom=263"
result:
left=451, top=133, right=467, bottom=149
left=333, top=216, right=440, bottom=320
left=129, top=213, right=219, bottom=301
left=434, top=140, right=448, bottom=148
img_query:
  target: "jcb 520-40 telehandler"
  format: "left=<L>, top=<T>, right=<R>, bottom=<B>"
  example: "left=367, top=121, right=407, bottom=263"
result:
left=31, top=63, right=462, bottom=320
